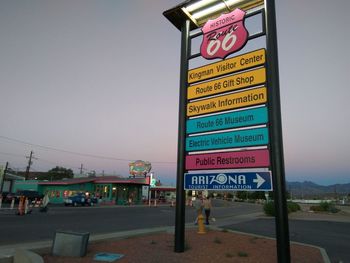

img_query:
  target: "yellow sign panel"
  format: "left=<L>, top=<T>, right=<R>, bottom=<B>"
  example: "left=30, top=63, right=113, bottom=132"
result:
left=188, top=49, right=266, bottom=84
left=188, top=67, right=266, bottom=100
left=187, top=87, right=267, bottom=117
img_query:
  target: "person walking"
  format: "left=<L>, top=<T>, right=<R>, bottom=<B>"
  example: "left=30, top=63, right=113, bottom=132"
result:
left=203, top=196, right=212, bottom=225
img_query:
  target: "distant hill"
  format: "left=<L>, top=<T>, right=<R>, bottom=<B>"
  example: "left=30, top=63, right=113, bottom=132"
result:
left=287, top=181, right=350, bottom=198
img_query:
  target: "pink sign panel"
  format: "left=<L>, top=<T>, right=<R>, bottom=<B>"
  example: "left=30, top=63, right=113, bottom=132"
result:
left=186, top=149, right=270, bottom=170
left=200, top=9, right=248, bottom=60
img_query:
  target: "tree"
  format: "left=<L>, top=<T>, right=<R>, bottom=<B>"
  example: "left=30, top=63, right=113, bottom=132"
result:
left=45, top=166, right=74, bottom=181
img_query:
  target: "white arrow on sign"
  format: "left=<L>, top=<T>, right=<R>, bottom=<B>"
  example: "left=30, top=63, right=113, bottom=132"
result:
left=253, top=173, right=265, bottom=188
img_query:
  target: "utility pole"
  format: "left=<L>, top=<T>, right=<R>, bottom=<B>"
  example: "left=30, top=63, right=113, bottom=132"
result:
left=0, top=162, right=8, bottom=192
left=80, top=164, right=83, bottom=175
left=25, top=151, right=36, bottom=180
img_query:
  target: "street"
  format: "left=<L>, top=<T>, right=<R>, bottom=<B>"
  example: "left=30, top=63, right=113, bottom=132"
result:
left=0, top=200, right=261, bottom=245
left=1, top=201, right=349, bottom=262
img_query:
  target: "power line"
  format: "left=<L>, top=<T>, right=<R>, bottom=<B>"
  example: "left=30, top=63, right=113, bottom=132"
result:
left=0, top=135, right=176, bottom=164
left=0, top=151, right=25, bottom=159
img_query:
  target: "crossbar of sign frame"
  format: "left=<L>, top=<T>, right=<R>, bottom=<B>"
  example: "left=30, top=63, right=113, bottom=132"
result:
left=186, top=149, right=270, bottom=170
left=186, top=127, right=268, bottom=152
left=186, top=106, right=268, bottom=134
left=188, top=49, right=266, bottom=84
left=188, top=67, right=266, bottom=100
left=184, top=172, right=272, bottom=191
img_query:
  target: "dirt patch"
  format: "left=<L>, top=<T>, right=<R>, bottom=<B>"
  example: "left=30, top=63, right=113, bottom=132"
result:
left=42, top=229, right=324, bottom=263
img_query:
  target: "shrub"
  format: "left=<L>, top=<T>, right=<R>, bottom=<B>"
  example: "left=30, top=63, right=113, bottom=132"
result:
left=263, top=201, right=301, bottom=216
left=238, top=251, right=248, bottom=257
left=287, top=201, right=301, bottom=213
left=319, top=201, right=331, bottom=211
left=310, top=201, right=340, bottom=213
left=263, top=201, right=275, bottom=216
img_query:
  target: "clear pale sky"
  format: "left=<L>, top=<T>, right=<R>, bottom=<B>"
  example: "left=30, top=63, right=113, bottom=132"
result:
left=0, top=0, right=349, bottom=186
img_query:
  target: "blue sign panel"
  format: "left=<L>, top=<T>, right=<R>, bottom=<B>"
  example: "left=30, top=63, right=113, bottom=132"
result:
left=184, top=172, right=272, bottom=191
left=186, top=107, right=268, bottom=134
left=186, top=127, right=268, bottom=152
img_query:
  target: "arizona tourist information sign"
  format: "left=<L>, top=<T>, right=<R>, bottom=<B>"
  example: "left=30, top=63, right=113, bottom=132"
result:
left=164, top=0, right=291, bottom=261
left=185, top=172, right=272, bottom=190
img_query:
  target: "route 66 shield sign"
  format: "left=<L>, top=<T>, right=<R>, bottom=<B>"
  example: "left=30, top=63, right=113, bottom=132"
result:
left=200, top=9, right=248, bottom=60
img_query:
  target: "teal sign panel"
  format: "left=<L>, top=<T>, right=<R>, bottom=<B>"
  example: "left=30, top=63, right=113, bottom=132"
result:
left=186, top=127, right=268, bottom=152
left=187, top=107, right=268, bottom=134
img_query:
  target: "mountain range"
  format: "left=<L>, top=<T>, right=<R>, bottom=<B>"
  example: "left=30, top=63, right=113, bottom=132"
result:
left=287, top=181, right=350, bottom=199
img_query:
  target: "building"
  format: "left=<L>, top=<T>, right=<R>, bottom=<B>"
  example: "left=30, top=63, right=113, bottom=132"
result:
left=13, top=176, right=150, bottom=205
left=149, top=186, right=176, bottom=202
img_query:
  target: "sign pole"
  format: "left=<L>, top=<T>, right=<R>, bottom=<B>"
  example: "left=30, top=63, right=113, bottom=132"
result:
left=174, top=19, right=190, bottom=253
left=265, top=0, right=291, bottom=262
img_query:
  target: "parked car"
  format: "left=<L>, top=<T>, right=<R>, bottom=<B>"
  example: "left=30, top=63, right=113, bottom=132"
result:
left=0, top=192, right=11, bottom=203
left=64, top=193, right=98, bottom=207
left=158, top=196, right=166, bottom=203
left=4, top=192, right=16, bottom=203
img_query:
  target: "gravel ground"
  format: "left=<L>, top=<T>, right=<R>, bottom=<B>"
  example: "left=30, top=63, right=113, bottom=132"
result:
left=42, top=229, right=325, bottom=263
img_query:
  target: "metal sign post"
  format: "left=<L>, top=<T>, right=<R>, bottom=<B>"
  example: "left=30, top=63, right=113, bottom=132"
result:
left=164, top=1, right=291, bottom=261
left=264, top=0, right=290, bottom=261
left=174, top=19, right=190, bottom=253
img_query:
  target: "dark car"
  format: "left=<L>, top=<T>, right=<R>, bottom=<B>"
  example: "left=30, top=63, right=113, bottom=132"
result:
left=64, top=193, right=98, bottom=207
left=0, top=192, right=11, bottom=203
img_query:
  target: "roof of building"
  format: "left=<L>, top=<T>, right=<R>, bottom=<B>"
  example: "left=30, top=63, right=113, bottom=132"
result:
left=38, top=176, right=150, bottom=186
left=4, top=173, right=25, bottom=180
left=94, top=176, right=149, bottom=185
left=38, top=177, right=95, bottom=185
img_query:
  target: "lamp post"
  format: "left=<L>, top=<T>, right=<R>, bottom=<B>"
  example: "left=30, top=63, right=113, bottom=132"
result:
left=163, top=1, right=290, bottom=261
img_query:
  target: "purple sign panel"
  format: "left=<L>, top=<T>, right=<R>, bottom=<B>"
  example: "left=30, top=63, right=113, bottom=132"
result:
left=186, top=149, right=269, bottom=170
left=200, top=9, right=248, bottom=60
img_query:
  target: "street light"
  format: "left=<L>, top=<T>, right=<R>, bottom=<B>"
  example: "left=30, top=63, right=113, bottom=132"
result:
left=163, top=0, right=263, bottom=31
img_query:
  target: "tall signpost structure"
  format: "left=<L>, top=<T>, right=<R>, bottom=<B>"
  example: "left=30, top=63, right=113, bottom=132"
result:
left=164, top=0, right=290, bottom=262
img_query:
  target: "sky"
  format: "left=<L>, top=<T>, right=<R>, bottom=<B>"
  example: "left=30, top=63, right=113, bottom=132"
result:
left=0, top=0, right=349, bottom=186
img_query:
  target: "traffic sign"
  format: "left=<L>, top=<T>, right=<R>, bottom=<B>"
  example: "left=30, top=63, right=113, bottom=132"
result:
left=186, top=127, right=268, bottom=151
left=185, top=149, right=270, bottom=170
left=187, top=87, right=266, bottom=117
left=184, top=171, right=272, bottom=191
left=186, top=106, right=268, bottom=134
left=188, top=67, right=266, bottom=100
left=188, top=49, right=265, bottom=84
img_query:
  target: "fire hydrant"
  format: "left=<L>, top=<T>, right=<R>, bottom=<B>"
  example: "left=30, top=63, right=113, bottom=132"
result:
left=197, top=214, right=206, bottom=234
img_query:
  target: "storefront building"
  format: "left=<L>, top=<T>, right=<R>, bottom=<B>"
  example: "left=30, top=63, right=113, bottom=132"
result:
left=93, top=176, right=149, bottom=205
left=13, top=176, right=150, bottom=204
left=38, top=178, right=95, bottom=204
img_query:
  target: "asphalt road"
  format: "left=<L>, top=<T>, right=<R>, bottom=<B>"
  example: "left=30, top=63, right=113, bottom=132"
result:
left=0, top=200, right=261, bottom=245
left=1, top=201, right=349, bottom=263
